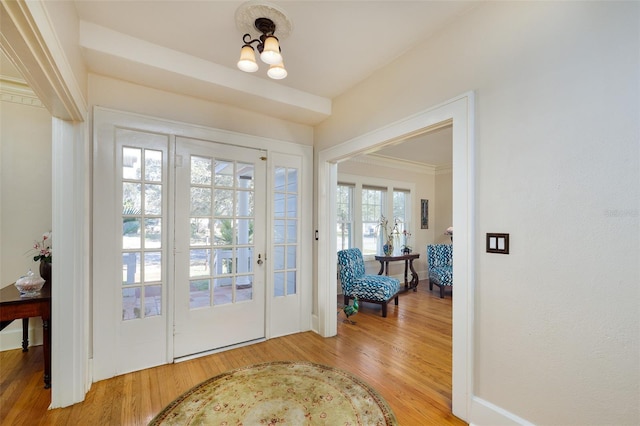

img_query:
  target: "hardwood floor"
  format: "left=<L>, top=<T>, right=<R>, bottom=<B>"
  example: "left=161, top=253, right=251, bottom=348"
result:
left=0, top=281, right=464, bottom=425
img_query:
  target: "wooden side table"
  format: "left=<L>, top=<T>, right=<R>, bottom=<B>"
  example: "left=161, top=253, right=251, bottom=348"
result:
left=374, top=253, right=420, bottom=292
left=0, top=283, right=51, bottom=388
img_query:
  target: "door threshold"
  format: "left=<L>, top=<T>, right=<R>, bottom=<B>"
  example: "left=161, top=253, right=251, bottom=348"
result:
left=174, top=338, right=267, bottom=363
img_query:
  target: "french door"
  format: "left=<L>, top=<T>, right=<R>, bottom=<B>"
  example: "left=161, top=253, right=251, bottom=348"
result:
left=93, top=108, right=311, bottom=381
left=173, top=137, right=266, bottom=357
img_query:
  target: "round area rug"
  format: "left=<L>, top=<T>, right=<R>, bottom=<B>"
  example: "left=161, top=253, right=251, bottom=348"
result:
left=149, top=361, right=397, bottom=425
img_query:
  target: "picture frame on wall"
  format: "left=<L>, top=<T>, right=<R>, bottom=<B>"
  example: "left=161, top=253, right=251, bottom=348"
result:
left=421, top=199, right=429, bottom=229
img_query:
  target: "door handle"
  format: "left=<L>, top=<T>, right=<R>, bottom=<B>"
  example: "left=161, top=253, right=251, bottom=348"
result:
left=257, top=254, right=263, bottom=265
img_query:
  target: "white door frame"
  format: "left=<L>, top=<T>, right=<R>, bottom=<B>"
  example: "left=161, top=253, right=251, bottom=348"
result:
left=93, top=107, right=314, bottom=378
left=0, top=1, right=90, bottom=408
left=315, top=92, right=475, bottom=421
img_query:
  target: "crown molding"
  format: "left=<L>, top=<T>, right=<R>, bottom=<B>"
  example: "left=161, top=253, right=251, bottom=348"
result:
left=435, top=164, right=453, bottom=175
left=0, top=75, right=44, bottom=107
left=351, top=153, right=436, bottom=174
left=345, top=154, right=453, bottom=175
left=1, top=0, right=86, bottom=120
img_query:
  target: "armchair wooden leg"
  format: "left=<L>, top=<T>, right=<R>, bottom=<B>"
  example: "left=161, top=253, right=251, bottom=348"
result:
left=344, top=295, right=349, bottom=306
left=381, top=302, right=387, bottom=317
left=394, top=295, right=399, bottom=305
left=440, top=286, right=445, bottom=298
left=429, top=280, right=433, bottom=290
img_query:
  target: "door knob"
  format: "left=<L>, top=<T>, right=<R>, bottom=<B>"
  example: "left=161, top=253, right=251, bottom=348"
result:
left=257, top=254, right=263, bottom=265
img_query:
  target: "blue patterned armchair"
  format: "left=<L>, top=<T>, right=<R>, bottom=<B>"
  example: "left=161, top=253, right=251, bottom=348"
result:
left=427, top=244, right=453, bottom=298
left=337, top=248, right=400, bottom=317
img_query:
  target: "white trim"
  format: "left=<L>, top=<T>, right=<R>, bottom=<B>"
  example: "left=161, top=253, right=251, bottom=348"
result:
left=51, top=118, right=90, bottom=407
left=436, top=164, right=454, bottom=175
left=0, top=76, right=45, bottom=107
left=79, top=20, right=330, bottom=123
left=315, top=92, right=475, bottom=422
left=1, top=2, right=90, bottom=406
left=470, top=396, right=535, bottom=426
left=174, top=338, right=266, bottom=363
left=0, top=0, right=86, bottom=121
left=92, top=107, right=314, bottom=376
left=351, top=153, right=437, bottom=175
left=93, top=106, right=308, bottom=155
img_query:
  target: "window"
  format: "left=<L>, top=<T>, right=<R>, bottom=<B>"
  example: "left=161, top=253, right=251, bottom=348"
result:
left=336, top=184, right=353, bottom=250
left=361, top=187, right=384, bottom=255
left=393, top=190, right=409, bottom=234
left=338, top=174, right=413, bottom=258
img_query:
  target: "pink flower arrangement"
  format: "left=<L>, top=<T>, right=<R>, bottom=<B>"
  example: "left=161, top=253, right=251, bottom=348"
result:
left=31, top=231, right=52, bottom=263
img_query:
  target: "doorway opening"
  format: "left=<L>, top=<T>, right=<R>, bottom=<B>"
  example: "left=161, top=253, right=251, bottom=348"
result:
left=316, top=92, right=474, bottom=421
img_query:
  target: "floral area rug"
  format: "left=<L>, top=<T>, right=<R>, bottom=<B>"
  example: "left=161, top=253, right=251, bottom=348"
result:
left=149, top=360, right=398, bottom=425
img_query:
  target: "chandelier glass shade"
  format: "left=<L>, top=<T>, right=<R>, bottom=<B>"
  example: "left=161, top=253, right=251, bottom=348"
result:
left=237, top=17, right=287, bottom=79
left=237, top=45, right=259, bottom=72
left=267, top=61, right=287, bottom=79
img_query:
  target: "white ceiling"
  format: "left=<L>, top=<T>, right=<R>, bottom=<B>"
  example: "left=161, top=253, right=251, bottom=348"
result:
left=372, top=124, right=452, bottom=167
left=74, top=1, right=476, bottom=101
left=4, top=1, right=472, bottom=166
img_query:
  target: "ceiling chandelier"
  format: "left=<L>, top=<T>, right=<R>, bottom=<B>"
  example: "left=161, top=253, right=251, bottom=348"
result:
left=237, top=17, right=286, bottom=79
left=235, top=1, right=292, bottom=80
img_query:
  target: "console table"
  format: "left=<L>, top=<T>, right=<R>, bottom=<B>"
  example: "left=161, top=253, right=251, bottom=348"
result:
left=374, top=253, right=420, bottom=292
left=0, top=283, right=51, bottom=388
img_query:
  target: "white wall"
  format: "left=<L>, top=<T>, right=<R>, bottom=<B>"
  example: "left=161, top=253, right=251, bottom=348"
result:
left=0, top=96, right=52, bottom=285
left=0, top=83, right=52, bottom=349
left=88, top=74, right=314, bottom=146
left=316, top=2, right=639, bottom=425
left=434, top=169, right=453, bottom=245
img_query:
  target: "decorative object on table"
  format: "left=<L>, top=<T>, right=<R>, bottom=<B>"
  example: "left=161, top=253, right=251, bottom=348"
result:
left=383, top=241, right=394, bottom=256
left=421, top=199, right=429, bottom=229
left=39, top=261, right=51, bottom=283
left=388, top=218, right=401, bottom=256
left=30, top=231, right=52, bottom=282
left=341, top=296, right=359, bottom=324
left=337, top=248, right=400, bottom=317
left=15, top=270, right=46, bottom=297
left=148, top=361, right=398, bottom=426
left=377, top=216, right=401, bottom=256
left=401, top=229, right=412, bottom=254
left=445, top=226, right=453, bottom=243
left=377, top=215, right=390, bottom=255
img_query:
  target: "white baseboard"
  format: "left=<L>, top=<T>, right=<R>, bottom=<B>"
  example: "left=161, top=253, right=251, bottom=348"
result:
left=0, top=320, right=44, bottom=351
left=470, top=396, right=534, bottom=426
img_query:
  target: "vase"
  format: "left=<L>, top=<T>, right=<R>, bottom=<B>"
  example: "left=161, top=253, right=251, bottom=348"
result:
left=383, top=242, right=393, bottom=256
left=40, top=260, right=52, bottom=283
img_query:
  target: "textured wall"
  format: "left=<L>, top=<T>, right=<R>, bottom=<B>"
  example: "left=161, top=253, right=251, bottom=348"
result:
left=316, top=2, right=639, bottom=424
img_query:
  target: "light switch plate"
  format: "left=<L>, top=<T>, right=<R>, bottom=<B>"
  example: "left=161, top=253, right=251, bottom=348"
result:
left=486, top=233, right=509, bottom=254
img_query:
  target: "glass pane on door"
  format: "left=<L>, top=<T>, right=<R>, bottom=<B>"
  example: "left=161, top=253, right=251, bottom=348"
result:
left=187, top=155, right=256, bottom=308
left=273, top=167, right=299, bottom=297
left=120, top=142, right=164, bottom=321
